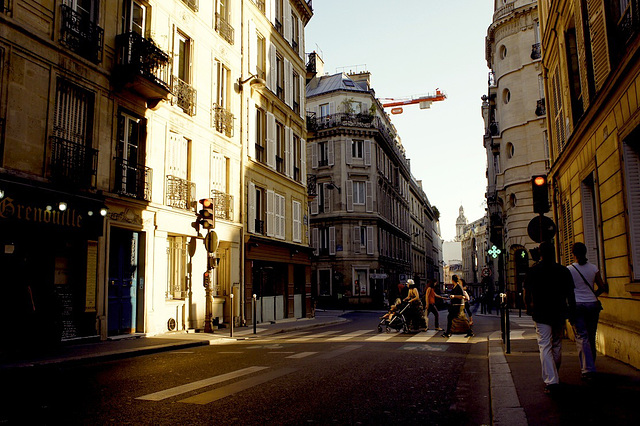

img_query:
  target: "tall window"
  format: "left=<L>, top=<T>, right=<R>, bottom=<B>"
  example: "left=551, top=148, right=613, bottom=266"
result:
left=275, top=193, right=285, bottom=239
left=53, top=79, right=94, bottom=145
left=291, top=12, right=300, bottom=52
left=256, top=33, right=266, bottom=79
left=167, top=132, right=189, bottom=180
left=166, top=236, right=187, bottom=300
left=624, top=137, right=640, bottom=279
left=255, top=107, right=266, bottom=163
left=255, top=185, right=265, bottom=234
left=353, top=181, right=366, bottom=205
left=293, top=134, right=301, bottom=181
left=175, top=32, right=191, bottom=83
left=276, top=53, right=284, bottom=100
left=276, top=121, right=285, bottom=173
left=216, top=60, right=229, bottom=108
left=292, top=71, right=300, bottom=113
left=318, top=141, right=328, bottom=166
left=320, top=103, right=330, bottom=118
left=352, top=139, right=364, bottom=159
left=122, top=0, right=145, bottom=35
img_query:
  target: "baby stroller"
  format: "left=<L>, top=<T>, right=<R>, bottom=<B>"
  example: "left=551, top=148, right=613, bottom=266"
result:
left=377, top=301, right=410, bottom=333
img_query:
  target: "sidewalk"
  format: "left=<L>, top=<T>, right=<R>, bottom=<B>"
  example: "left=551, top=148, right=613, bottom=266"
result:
left=491, top=310, right=640, bottom=425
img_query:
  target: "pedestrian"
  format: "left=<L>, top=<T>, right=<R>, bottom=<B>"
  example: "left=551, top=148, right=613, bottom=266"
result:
left=403, top=279, right=424, bottom=331
left=568, top=242, right=608, bottom=381
left=460, top=278, right=473, bottom=326
left=442, top=275, right=473, bottom=337
left=424, top=279, right=444, bottom=331
left=524, top=241, right=576, bottom=395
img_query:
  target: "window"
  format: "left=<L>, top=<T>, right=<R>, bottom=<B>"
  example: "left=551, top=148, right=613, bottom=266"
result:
left=256, top=33, right=266, bottom=79
left=115, top=112, right=150, bottom=200
left=291, top=12, right=300, bottom=52
left=503, top=88, right=511, bottom=104
left=175, top=32, right=191, bottom=83
left=318, top=141, right=329, bottom=166
left=292, top=200, right=301, bottom=242
left=215, top=0, right=233, bottom=44
left=173, top=31, right=196, bottom=115
left=292, top=71, right=300, bottom=114
left=352, top=139, right=364, bottom=159
left=165, top=133, right=193, bottom=210
left=213, top=60, right=233, bottom=136
left=122, top=0, right=145, bottom=35
left=316, top=227, right=335, bottom=255
left=293, top=134, right=301, bottom=181
left=624, top=138, right=640, bottom=279
left=275, top=193, right=285, bottom=239
left=248, top=183, right=265, bottom=234
left=581, top=173, right=600, bottom=271
left=215, top=60, right=229, bottom=109
left=506, top=142, right=514, bottom=158
left=276, top=53, right=284, bottom=100
left=320, top=103, right=330, bottom=118
left=255, top=107, right=266, bottom=163
left=274, top=0, right=284, bottom=33
left=166, top=236, right=187, bottom=300
left=353, top=181, right=366, bottom=205
left=500, top=44, right=507, bottom=59
left=276, top=121, right=285, bottom=173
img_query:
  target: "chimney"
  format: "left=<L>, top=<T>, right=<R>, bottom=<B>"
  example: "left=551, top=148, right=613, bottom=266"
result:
left=348, top=71, right=371, bottom=91
left=306, top=51, right=324, bottom=84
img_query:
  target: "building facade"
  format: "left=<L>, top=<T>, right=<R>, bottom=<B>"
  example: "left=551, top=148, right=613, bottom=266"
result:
left=484, top=0, right=549, bottom=301
left=538, top=0, right=640, bottom=369
left=305, top=60, right=437, bottom=307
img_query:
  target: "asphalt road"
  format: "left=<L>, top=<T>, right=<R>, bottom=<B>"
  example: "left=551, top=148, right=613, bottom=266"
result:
left=1, top=312, right=493, bottom=425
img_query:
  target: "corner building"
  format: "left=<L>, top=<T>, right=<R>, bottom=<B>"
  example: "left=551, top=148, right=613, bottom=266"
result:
left=538, top=0, right=640, bottom=368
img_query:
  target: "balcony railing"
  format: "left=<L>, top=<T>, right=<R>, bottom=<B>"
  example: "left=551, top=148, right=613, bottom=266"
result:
left=50, top=136, right=98, bottom=188
left=211, top=189, right=233, bottom=221
left=114, top=157, right=152, bottom=201
left=619, top=0, right=640, bottom=43
left=531, top=43, right=541, bottom=60
left=60, top=4, right=104, bottom=63
left=535, top=98, right=546, bottom=117
left=172, top=76, right=197, bottom=116
left=212, top=103, right=234, bottom=137
left=165, top=175, right=195, bottom=210
left=255, top=0, right=265, bottom=13
left=215, top=14, right=234, bottom=44
left=307, top=174, right=317, bottom=197
left=114, top=32, right=170, bottom=97
left=182, top=0, right=198, bottom=12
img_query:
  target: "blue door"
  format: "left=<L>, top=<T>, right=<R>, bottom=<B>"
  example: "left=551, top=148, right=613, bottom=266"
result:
left=108, top=228, right=139, bottom=335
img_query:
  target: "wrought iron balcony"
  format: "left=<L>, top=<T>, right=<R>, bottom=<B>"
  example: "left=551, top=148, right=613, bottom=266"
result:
left=165, top=175, right=195, bottom=211
left=535, top=98, right=546, bottom=116
left=619, top=0, right=640, bottom=43
left=114, top=32, right=170, bottom=103
left=60, top=4, right=104, bottom=63
left=215, top=14, right=234, bottom=45
left=531, top=43, right=541, bottom=60
left=50, top=136, right=98, bottom=188
left=182, top=0, right=198, bottom=12
left=172, top=76, right=197, bottom=116
left=212, top=103, right=234, bottom=137
left=114, top=157, right=152, bottom=201
left=307, top=174, right=317, bottom=196
left=211, top=189, right=233, bottom=221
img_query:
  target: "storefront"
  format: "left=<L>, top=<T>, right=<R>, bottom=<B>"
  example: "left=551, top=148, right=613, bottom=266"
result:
left=0, top=178, right=106, bottom=350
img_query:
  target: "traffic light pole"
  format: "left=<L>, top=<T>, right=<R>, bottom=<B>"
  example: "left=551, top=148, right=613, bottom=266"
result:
left=204, top=259, right=214, bottom=333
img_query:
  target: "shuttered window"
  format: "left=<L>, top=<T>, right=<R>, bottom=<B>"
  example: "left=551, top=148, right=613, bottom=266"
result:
left=54, top=79, right=94, bottom=145
left=167, top=131, right=189, bottom=179
left=551, top=67, right=566, bottom=156
left=292, top=200, right=301, bottom=243
left=623, top=141, right=640, bottom=279
left=587, top=0, right=610, bottom=93
left=560, top=195, right=574, bottom=266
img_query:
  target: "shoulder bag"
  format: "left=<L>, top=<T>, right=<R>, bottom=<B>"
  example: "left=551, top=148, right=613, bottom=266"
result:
left=571, top=265, right=603, bottom=311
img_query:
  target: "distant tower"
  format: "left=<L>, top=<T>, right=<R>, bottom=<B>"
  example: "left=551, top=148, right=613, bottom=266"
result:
left=455, top=205, right=468, bottom=241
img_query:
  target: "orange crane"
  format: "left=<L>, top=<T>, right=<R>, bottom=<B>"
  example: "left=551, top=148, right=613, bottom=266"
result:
left=380, top=89, right=447, bottom=114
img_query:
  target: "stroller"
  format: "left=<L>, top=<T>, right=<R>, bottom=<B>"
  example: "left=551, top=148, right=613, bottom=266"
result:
left=377, top=301, right=410, bottom=333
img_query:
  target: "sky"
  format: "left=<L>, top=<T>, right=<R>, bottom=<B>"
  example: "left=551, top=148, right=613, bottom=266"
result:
left=305, top=0, right=494, bottom=241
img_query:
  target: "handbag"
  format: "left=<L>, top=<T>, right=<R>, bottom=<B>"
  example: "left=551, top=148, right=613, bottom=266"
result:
left=571, top=265, right=603, bottom=311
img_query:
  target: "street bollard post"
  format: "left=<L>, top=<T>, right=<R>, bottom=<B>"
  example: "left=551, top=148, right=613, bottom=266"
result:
left=230, top=293, right=234, bottom=338
left=253, top=294, right=257, bottom=334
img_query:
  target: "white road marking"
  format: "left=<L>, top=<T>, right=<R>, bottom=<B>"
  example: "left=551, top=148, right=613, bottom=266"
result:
left=286, top=352, right=317, bottom=359
left=316, top=345, right=363, bottom=360
left=326, top=330, right=371, bottom=341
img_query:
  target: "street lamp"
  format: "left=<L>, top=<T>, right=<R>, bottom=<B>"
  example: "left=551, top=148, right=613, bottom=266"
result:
left=236, top=74, right=266, bottom=92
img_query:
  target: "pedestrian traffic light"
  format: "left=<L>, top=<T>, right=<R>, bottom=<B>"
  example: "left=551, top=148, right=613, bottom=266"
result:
left=532, top=175, right=550, bottom=214
left=198, top=198, right=215, bottom=229
left=203, top=270, right=211, bottom=288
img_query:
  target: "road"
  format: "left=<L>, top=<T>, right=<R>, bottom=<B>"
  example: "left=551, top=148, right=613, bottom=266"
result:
left=1, top=312, right=498, bottom=425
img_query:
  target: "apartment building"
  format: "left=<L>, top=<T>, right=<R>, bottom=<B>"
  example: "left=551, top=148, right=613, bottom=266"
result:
left=538, top=0, right=640, bottom=369
left=305, top=59, right=437, bottom=308
left=483, top=0, right=549, bottom=300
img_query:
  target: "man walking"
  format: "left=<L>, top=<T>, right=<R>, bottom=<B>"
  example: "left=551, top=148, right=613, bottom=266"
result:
left=524, top=241, right=576, bottom=394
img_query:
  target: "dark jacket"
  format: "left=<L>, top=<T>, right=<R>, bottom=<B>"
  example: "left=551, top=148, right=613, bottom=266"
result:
left=524, top=260, right=576, bottom=325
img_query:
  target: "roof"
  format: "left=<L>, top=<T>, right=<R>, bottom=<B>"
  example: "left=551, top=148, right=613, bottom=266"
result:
left=306, top=72, right=369, bottom=97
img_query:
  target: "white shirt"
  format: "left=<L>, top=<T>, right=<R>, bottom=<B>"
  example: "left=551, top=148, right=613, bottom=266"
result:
left=569, top=262, right=599, bottom=303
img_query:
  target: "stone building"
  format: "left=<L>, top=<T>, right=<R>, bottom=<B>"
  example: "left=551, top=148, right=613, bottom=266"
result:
left=483, top=0, right=549, bottom=298
left=538, top=0, right=640, bottom=369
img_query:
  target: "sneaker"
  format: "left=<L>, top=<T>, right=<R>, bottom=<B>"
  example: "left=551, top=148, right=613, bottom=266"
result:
left=442, top=333, right=451, bottom=338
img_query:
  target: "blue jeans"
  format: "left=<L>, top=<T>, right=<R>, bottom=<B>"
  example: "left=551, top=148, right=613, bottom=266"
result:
left=573, top=302, right=601, bottom=374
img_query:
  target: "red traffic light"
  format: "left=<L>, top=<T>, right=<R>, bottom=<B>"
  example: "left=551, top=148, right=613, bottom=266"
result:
left=531, top=175, right=550, bottom=214
left=198, top=198, right=215, bottom=229
left=533, top=176, right=546, bottom=186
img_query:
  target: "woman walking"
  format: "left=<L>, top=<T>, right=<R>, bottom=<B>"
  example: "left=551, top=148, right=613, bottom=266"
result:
left=425, top=279, right=444, bottom=331
left=569, top=242, right=608, bottom=380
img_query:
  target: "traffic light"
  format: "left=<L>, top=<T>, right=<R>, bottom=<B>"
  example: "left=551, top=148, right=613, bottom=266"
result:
left=532, top=175, right=550, bottom=214
left=198, top=198, right=215, bottom=229
left=203, top=270, right=211, bottom=288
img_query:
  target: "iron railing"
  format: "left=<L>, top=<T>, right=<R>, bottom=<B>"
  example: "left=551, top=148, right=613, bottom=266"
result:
left=211, top=189, right=233, bottom=221
left=212, top=103, right=234, bottom=137
left=182, top=0, right=198, bottom=12
left=60, top=4, right=104, bottom=63
left=172, top=76, right=197, bottom=116
left=536, top=98, right=546, bottom=116
left=306, top=112, right=394, bottom=146
left=531, top=43, right=541, bottom=60
left=619, top=0, right=640, bottom=43
left=215, top=13, right=234, bottom=44
left=50, top=136, right=98, bottom=188
left=307, top=174, right=317, bottom=197
left=165, top=175, right=195, bottom=210
left=114, top=157, right=152, bottom=201
left=115, top=31, right=170, bottom=91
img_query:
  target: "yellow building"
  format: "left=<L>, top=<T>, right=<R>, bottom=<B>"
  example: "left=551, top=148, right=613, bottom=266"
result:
left=538, top=0, right=640, bottom=368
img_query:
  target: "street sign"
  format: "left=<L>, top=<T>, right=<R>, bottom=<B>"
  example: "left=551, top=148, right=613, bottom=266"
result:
left=527, top=215, right=556, bottom=243
left=482, top=267, right=492, bottom=277
left=204, top=230, right=219, bottom=253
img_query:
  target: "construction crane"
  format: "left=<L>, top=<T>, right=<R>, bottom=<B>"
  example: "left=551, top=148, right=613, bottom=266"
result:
left=380, top=89, right=447, bottom=115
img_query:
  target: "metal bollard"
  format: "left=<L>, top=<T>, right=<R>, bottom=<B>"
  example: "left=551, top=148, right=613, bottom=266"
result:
left=230, top=293, right=234, bottom=338
left=500, top=293, right=511, bottom=354
left=253, top=294, right=257, bottom=334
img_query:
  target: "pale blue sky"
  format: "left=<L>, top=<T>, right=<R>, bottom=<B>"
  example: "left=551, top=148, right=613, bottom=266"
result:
left=305, top=0, right=494, bottom=240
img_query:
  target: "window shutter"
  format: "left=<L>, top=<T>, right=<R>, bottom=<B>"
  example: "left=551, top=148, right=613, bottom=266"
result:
left=310, top=189, right=319, bottom=215
left=285, top=58, right=292, bottom=107
left=267, top=0, right=276, bottom=26
left=353, top=226, right=361, bottom=253
left=276, top=194, right=285, bottom=239
left=366, top=226, right=374, bottom=255
left=293, top=201, right=301, bottom=242
left=167, top=131, right=188, bottom=179
left=311, top=142, right=318, bottom=169
left=345, top=139, right=352, bottom=165
left=248, top=182, right=256, bottom=233
left=300, top=138, right=307, bottom=185
left=624, top=142, right=640, bottom=279
left=248, top=99, right=256, bottom=159
left=364, top=140, right=372, bottom=166
left=328, top=140, right=335, bottom=166
left=267, top=112, right=276, bottom=169
left=560, top=195, right=574, bottom=265
left=552, top=67, right=566, bottom=155
left=266, top=189, right=275, bottom=237
left=267, top=43, right=276, bottom=92
left=587, top=0, right=610, bottom=93
left=366, top=180, right=373, bottom=212
left=284, top=0, right=292, bottom=42
left=312, top=228, right=319, bottom=255
left=329, top=226, right=336, bottom=255
left=211, top=151, right=226, bottom=193
left=284, top=127, right=292, bottom=177
left=580, top=179, right=600, bottom=270
left=298, top=16, right=304, bottom=60
left=249, top=19, right=257, bottom=75
left=346, top=179, right=354, bottom=212
left=299, top=74, right=305, bottom=118
left=324, top=183, right=331, bottom=213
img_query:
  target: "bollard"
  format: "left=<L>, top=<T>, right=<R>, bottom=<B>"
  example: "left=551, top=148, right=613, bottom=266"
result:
left=253, top=294, right=257, bottom=334
left=230, top=293, right=234, bottom=338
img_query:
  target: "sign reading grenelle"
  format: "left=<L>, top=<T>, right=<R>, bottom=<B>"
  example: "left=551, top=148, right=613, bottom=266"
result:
left=0, top=197, right=84, bottom=228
